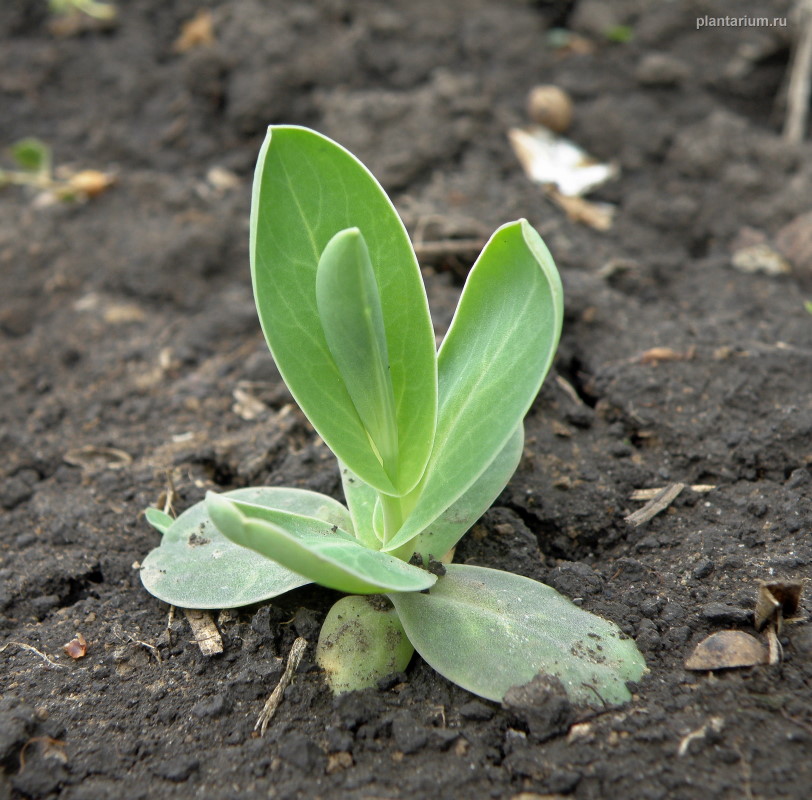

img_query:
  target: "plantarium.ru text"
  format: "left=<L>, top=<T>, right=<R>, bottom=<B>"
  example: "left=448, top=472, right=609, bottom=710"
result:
left=141, top=126, right=645, bottom=704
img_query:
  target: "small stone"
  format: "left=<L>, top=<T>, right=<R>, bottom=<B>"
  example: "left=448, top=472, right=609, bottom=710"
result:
left=786, top=468, right=811, bottom=490
left=503, top=673, right=572, bottom=742
left=691, top=559, right=714, bottom=580
left=326, top=751, right=353, bottom=774
left=277, top=734, right=325, bottom=772
left=608, top=441, right=632, bottom=458
left=636, top=627, right=662, bottom=653
left=527, top=85, right=573, bottom=133
left=776, top=211, right=812, bottom=281
left=325, top=726, right=353, bottom=754
left=639, top=597, right=665, bottom=618
left=0, top=469, right=38, bottom=510
left=636, top=53, right=690, bottom=86
left=459, top=700, right=494, bottom=721
left=392, top=713, right=428, bottom=754
left=11, top=756, right=66, bottom=798
left=0, top=702, right=36, bottom=763
left=792, top=625, right=812, bottom=657
left=700, top=603, right=751, bottom=626
left=545, top=768, right=583, bottom=794
left=292, top=607, right=321, bottom=640
left=191, top=693, right=229, bottom=718
left=548, top=562, right=604, bottom=597
left=660, top=602, right=685, bottom=624
left=0, top=305, right=34, bottom=337
left=155, top=756, right=200, bottom=782
left=376, top=671, right=406, bottom=691
left=430, top=728, right=461, bottom=750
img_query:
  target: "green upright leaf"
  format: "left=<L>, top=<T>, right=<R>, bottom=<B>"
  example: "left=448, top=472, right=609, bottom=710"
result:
left=390, top=564, right=646, bottom=706
left=412, top=423, right=524, bottom=561
left=339, top=460, right=381, bottom=550
left=207, top=493, right=436, bottom=595
left=317, top=228, right=399, bottom=480
left=140, top=487, right=346, bottom=609
left=385, top=220, right=563, bottom=551
left=251, top=126, right=437, bottom=495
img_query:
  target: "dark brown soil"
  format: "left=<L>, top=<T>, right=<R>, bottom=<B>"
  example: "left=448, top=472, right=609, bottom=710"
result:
left=2, top=1, right=812, bottom=798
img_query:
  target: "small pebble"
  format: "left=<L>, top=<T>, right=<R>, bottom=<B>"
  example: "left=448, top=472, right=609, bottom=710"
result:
left=636, top=53, right=690, bottom=87
left=526, top=85, right=574, bottom=133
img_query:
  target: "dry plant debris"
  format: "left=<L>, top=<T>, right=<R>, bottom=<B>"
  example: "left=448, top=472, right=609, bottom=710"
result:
left=255, top=637, right=307, bottom=736
left=684, top=631, right=768, bottom=671
left=63, top=633, right=88, bottom=660
left=183, top=609, right=223, bottom=656
left=173, top=11, right=215, bottom=53
left=625, top=483, right=686, bottom=527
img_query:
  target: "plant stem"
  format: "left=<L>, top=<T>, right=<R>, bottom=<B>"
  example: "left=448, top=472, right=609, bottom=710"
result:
left=379, top=493, right=403, bottom=547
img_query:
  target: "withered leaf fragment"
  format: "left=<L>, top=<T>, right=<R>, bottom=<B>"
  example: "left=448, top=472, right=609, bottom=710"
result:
left=63, top=633, right=88, bottom=659
left=755, top=581, right=803, bottom=634
left=685, top=630, right=767, bottom=671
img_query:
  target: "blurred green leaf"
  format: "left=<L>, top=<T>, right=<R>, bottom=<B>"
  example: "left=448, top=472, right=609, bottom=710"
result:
left=10, top=138, right=51, bottom=174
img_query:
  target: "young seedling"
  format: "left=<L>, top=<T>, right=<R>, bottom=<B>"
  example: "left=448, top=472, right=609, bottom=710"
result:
left=141, top=126, right=645, bottom=705
left=0, top=138, right=112, bottom=202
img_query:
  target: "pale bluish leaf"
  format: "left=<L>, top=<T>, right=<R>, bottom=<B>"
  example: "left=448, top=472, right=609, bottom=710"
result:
left=207, top=493, right=436, bottom=595
left=385, top=220, right=563, bottom=551
left=140, top=487, right=348, bottom=609
left=144, top=507, right=174, bottom=535
left=339, top=460, right=380, bottom=549
left=412, top=423, right=524, bottom=561
left=251, top=126, right=437, bottom=495
left=317, top=228, right=399, bottom=481
left=389, top=564, right=645, bottom=706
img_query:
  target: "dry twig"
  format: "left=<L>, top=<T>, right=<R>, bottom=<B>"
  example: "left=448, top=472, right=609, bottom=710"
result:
left=0, top=641, right=66, bottom=669
left=784, top=0, right=812, bottom=143
left=625, top=482, right=686, bottom=527
left=183, top=609, right=223, bottom=656
left=255, top=637, right=307, bottom=735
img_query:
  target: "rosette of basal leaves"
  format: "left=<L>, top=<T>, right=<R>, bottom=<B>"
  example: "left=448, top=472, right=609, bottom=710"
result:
left=140, top=126, right=645, bottom=706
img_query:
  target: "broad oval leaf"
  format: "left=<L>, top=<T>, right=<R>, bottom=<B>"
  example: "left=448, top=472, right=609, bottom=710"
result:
left=385, top=220, right=563, bottom=551
left=140, top=487, right=348, bottom=609
left=251, top=126, right=437, bottom=495
left=207, top=493, right=436, bottom=595
left=389, top=564, right=645, bottom=706
left=316, top=228, right=399, bottom=480
left=412, top=423, right=524, bottom=561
